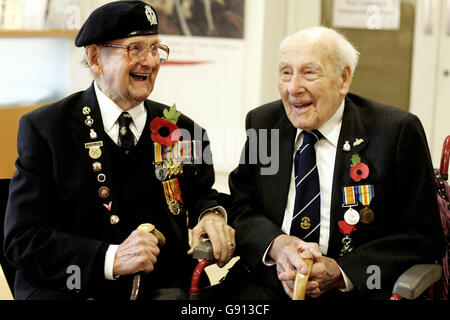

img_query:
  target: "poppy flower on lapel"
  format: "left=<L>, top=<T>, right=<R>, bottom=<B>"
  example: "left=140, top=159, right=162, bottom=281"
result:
left=150, top=117, right=181, bottom=146
left=350, top=162, right=369, bottom=182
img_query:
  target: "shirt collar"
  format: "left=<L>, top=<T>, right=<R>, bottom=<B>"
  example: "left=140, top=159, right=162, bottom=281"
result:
left=295, top=99, right=345, bottom=149
left=94, top=81, right=146, bottom=134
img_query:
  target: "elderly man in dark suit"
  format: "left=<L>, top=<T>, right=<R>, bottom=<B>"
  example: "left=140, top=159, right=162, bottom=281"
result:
left=4, top=1, right=235, bottom=300
left=228, top=26, right=445, bottom=299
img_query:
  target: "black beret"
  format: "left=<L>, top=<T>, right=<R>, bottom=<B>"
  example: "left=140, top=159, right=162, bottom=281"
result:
left=75, top=1, right=159, bottom=47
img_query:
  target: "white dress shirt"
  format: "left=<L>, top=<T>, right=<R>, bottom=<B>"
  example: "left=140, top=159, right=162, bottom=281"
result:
left=94, top=82, right=147, bottom=280
left=263, top=100, right=354, bottom=291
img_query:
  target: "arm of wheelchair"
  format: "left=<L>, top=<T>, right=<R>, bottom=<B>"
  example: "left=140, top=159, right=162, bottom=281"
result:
left=192, top=240, right=215, bottom=261
left=392, top=264, right=442, bottom=300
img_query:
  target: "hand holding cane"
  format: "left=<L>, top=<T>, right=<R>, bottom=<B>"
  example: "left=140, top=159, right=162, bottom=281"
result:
left=130, top=223, right=166, bottom=300
left=292, top=259, right=313, bottom=300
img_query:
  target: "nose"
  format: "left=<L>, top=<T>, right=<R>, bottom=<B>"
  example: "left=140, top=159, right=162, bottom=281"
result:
left=140, top=50, right=159, bottom=68
left=288, top=74, right=306, bottom=96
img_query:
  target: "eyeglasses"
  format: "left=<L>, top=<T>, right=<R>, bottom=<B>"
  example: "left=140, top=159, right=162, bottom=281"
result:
left=102, top=42, right=170, bottom=64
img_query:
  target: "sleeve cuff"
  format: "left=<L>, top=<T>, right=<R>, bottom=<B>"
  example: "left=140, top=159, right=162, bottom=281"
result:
left=198, top=206, right=228, bottom=223
left=338, top=265, right=354, bottom=292
left=104, top=244, right=119, bottom=281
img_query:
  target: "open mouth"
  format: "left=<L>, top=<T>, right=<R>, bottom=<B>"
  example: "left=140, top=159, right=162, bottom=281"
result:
left=130, top=72, right=149, bottom=81
left=293, top=102, right=313, bottom=109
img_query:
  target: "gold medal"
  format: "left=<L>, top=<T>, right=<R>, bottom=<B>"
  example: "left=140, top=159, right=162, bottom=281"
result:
left=168, top=199, right=181, bottom=215
left=85, top=141, right=103, bottom=159
left=162, top=178, right=184, bottom=215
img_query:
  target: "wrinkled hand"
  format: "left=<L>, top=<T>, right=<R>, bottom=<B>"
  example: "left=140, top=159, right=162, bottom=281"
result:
left=188, top=211, right=236, bottom=268
left=269, top=234, right=322, bottom=298
left=113, top=230, right=160, bottom=276
left=305, top=256, right=346, bottom=298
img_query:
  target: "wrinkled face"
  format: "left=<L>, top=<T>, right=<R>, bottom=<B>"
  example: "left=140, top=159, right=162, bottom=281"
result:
left=95, top=35, right=161, bottom=110
left=278, top=36, right=351, bottom=130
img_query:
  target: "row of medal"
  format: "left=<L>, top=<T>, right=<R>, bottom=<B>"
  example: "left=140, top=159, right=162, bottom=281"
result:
left=82, top=106, right=119, bottom=225
left=154, top=141, right=202, bottom=218
left=153, top=140, right=202, bottom=182
left=339, top=184, right=375, bottom=256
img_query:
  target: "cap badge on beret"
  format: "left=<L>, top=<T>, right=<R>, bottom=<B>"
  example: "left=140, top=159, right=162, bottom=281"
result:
left=145, top=5, right=158, bottom=26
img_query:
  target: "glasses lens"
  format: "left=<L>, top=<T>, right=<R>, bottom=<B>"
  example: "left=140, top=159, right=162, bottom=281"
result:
left=128, top=42, right=146, bottom=62
left=158, top=47, right=169, bottom=64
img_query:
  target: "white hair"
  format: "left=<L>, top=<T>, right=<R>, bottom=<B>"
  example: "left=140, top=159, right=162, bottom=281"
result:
left=280, top=26, right=360, bottom=77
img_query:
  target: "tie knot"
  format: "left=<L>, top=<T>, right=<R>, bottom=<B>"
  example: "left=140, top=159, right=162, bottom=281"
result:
left=118, top=112, right=132, bottom=127
left=302, top=130, right=322, bottom=146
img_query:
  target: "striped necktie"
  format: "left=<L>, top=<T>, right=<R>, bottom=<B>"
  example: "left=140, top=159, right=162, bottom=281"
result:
left=290, top=130, right=322, bottom=243
left=118, top=112, right=137, bottom=154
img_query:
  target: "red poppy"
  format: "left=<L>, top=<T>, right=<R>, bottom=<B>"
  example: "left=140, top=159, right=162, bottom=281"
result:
left=150, top=117, right=181, bottom=146
left=350, top=162, right=369, bottom=182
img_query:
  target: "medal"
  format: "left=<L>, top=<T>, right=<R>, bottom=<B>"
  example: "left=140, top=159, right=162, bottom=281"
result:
left=338, top=221, right=356, bottom=256
left=357, top=184, right=375, bottom=224
left=344, top=208, right=360, bottom=225
left=168, top=199, right=182, bottom=215
left=85, top=141, right=104, bottom=159
left=359, top=207, right=375, bottom=224
left=155, top=166, right=168, bottom=182
left=342, top=186, right=359, bottom=225
left=162, top=178, right=183, bottom=215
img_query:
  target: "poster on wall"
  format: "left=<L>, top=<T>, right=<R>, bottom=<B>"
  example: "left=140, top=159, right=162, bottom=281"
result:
left=145, top=0, right=246, bottom=173
left=332, top=0, right=401, bottom=30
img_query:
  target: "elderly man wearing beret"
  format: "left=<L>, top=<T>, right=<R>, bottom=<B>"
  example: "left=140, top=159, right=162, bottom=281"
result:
left=4, top=1, right=235, bottom=300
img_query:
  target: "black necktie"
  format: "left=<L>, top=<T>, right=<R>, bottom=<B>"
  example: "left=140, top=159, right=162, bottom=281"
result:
left=118, top=112, right=137, bottom=154
left=290, top=130, right=322, bottom=243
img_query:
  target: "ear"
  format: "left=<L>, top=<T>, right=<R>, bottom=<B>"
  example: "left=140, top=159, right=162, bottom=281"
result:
left=339, top=65, right=352, bottom=96
left=85, top=44, right=102, bottom=75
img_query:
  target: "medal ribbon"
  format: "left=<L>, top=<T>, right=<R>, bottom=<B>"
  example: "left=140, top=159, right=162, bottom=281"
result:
left=170, top=178, right=183, bottom=203
left=342, top=186, right=357, bottom=206
left=193, top=140, right=202, bottom=164
left=154, top=143, right=163, bottom=163
left=357, top=184, right=374, bottom=206
left=162, top=180, right=172, bottom=204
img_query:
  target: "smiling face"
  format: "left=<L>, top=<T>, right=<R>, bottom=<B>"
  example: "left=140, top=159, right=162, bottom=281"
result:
left=88, top=35, right=161, bottom=110
left=278, top=32, right=352, bottom=130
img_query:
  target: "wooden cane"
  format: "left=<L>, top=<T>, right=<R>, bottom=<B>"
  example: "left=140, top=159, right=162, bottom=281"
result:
left=130, top=223, right=166, bottom=300
left=292, top=259, right=313, bottom=300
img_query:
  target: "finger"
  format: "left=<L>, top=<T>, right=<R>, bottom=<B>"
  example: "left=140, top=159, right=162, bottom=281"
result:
left=297, top=242, right=322, bottom=258
left=203, top=218, right=227, bottom=263
left=188, top=226, right=205, bottom=255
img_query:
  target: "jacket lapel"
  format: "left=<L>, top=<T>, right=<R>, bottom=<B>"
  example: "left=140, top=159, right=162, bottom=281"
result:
left=70, top=83, right=122, bottom=240
left=327, top=95, right=370, bottom=255
left=264, top=102, right=297, bottom=226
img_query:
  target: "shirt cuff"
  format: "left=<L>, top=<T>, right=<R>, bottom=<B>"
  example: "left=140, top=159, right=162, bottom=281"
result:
left=198, top=206, right=228, bottom=223
left=104, top=244, right=119, bottom=281
left=338, top=265, right=354, bottom=292
left=262, top=239, right=276, bottom=266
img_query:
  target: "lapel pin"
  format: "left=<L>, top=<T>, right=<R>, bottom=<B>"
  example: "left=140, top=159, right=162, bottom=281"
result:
left=353, top=138, right=364, bottom=147
left=343, top=141, right=351, bottom=152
